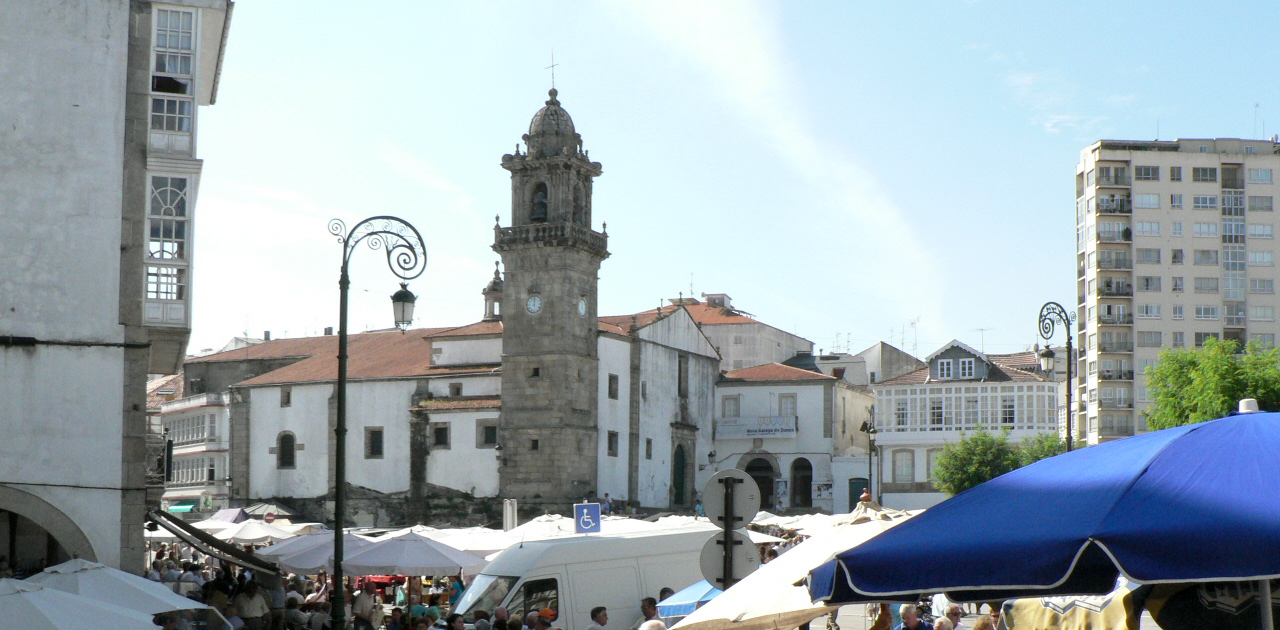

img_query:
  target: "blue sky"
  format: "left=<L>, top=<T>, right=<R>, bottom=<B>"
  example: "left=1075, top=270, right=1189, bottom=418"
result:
left=190, top=1, right=1280, bottom=357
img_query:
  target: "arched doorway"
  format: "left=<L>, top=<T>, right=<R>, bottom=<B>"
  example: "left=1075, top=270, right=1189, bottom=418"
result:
left=672, top=445, right=688, bottom=507
left=744, top=458, right=776, bottom=510
left=791, top=458, right=813, bottom=508
left=0, top=485, right=96, bottom=575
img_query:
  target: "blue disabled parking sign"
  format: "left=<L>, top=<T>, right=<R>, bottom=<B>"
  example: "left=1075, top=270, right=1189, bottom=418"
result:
left=574, top=503, right=602, bottom=534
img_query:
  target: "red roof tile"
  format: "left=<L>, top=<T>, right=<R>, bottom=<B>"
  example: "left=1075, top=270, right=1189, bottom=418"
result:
left=411, top=396, right=502, bottom=411
left=722, top=363, right=835, bottom=382
left=874, top=360, right=1049, bottom=387
left=146, top=373, right=185, bottom=412
left=599, top=300, right=767, bottom=333
left=425, top=321, right=503, bottom=338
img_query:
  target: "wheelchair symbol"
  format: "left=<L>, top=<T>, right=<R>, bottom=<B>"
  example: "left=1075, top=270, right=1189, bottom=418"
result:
left=579, top=511, right=595, bottom=530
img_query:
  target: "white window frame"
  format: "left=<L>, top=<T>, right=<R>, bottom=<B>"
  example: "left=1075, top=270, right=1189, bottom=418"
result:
left=936, top=359, right=953, bottom=379
left=1250, top=168, right=1273, bottom=184
left=1249, top=224, right=1274, bottom=239
left=1250, top=251, right=1275, bottom=267
left=1134, top=193, right=1160, bottom=209
left=958, top=358, right=975, bottom=379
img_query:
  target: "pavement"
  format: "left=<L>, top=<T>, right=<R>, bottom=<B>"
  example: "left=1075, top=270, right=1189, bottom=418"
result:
left=829, top=605, right=1163, bottom=630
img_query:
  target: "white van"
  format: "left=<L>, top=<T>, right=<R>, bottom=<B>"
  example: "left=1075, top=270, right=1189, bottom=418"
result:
left=453, top=529, right=708, bottom=630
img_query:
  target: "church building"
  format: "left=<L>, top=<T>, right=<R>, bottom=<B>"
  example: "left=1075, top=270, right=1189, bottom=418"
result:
left=181, top=89, right=788, bottom=521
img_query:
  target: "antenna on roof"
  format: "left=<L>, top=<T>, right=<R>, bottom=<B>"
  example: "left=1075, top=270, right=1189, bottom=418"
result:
left=910, top=317, right=920, bottom=358
left=972, top=327, right=992, bottom=353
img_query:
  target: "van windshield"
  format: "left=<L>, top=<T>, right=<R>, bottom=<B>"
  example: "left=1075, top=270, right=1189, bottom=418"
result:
left=455, top=574, right=517, bottom=617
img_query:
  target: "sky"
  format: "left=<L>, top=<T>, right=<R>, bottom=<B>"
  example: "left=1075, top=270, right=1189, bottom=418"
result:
left=189, top=1, right=1280, bottom=358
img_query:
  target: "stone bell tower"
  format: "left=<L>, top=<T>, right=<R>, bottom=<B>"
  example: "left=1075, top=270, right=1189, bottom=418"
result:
left=493, top=89, right=609, bottom=507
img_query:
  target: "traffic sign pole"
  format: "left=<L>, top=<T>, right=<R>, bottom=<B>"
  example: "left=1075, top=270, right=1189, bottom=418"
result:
left=720, top=476, right=739, bottom=589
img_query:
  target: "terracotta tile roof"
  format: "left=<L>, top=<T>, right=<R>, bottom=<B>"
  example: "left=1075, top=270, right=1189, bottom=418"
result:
left=411, top=395, right=502, bottom=411
left=188, top=335, right=336, bottom=364
left=721, top=362, right=835, bottom=382
left=425, top=321, right=502, bottom=338
left=229, top=328, right=500, bottom=387
left=986, top=350, right=1039, bottom=371
left=146, top=373, right=185, bottom=412
left=599, top=299, right=768, bottom=334
left=874, top=360, right=1048, bottom=387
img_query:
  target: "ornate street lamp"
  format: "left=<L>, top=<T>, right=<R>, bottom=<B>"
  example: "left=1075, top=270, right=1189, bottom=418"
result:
left=326, top=216, right=426, bottom=629
left=1038, top=302, right=1075, bottom=452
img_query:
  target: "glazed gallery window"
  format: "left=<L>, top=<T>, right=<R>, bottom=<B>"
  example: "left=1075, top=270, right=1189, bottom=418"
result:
left=148, top=176, right=188, bottom=260
left=146, top=266, right=186, bottom=300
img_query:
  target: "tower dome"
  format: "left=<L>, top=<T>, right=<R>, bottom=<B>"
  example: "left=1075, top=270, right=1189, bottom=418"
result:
left=524, top=88, right=581, bottom=157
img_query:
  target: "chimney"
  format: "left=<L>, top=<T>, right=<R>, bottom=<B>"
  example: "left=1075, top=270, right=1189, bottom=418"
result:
left=324, top=327, right=333, bottom=336
left=263, top=331, right=271, bottom=341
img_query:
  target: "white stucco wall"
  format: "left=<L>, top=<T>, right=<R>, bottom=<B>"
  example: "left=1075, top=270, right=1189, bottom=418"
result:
left=712, top=381, right=835, bottom=511
left=702, top=323, right=812, bottom=371
left=596, top=336, right=632, bottom=499
left=424, top=410, right=500, bottom=497
left=424, top=373, right=501, bottom=398
left=0, top=1, right=133, bottom=568
left=248, top=384, right=332, bottom=499
left=432, top=338, right=502, bottom=366
left=344, top=380, right=416, bottom=495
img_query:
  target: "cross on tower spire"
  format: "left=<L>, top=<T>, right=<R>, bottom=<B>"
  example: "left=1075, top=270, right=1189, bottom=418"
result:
left=546, top=50, right=559, bottom=89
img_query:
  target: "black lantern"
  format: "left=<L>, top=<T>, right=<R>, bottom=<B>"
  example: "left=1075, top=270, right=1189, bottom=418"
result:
left=391, top=282, right=417, bottom=331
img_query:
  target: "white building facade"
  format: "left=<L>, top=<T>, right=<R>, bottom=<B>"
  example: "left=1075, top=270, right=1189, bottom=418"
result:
left=160, top=393, right=231, bottom=515
left=872, top=341, right=1060, bottom=510
left=0, top=0, right=230, bottom=572
left=712, top=363, right=873, bottom=514
left=1077, top=138, right=1280, bottom=444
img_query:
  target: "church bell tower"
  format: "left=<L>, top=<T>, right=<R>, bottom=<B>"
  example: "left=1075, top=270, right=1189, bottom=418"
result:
left=493, top=89, right=608, bottom=507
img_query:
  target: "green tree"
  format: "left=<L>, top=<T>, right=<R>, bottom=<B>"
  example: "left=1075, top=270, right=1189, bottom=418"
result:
left=1145, top=337, right=1280, bottom=430
left=931, top=429, right=1020, bottom=496
left=1017, top=432, right=1067, bottom=467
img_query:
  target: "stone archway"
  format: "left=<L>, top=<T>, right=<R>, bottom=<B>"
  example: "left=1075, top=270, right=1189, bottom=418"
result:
left=737, top=451, right=780, bottom=511
left=0, top=484, right=97, bottom=564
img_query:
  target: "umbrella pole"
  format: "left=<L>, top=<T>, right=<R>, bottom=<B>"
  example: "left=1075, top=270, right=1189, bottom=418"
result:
left=1262, top=580, right=1275, bottom=630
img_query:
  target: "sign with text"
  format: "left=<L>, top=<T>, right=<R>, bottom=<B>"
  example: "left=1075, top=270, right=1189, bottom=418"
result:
left=574, top=503, right=602, bottom=534
left=716, top=416, right=798, bottom=439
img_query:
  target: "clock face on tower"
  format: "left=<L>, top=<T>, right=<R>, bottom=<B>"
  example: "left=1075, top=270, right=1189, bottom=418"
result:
left=526, top=295, right=543, bottom=314
left=578, top=298, right=587, bottom=317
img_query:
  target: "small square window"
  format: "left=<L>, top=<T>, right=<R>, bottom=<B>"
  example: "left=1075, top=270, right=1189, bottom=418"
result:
left=476, top=422, right=499, bottom=448
left=365, top=427, right=384, bottom=459
left=280, top=386, right=292, bottom=407
left=431, top=424, right=450, bottom=449
left=529, top=367, right=541, bottom=378
left=1170, top=166, right=1183, bottom=181
left=607, top=431, right=619, bottom=457
left=531, top=439, right=539, bottom=451
left=449, top=382, right=463, bottom=396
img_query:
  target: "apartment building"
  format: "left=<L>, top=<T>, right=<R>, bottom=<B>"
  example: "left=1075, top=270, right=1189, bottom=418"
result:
left=1076, top=138, right=1280, bottom=444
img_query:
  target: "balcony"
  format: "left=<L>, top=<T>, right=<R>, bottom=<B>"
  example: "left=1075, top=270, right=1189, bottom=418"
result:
left=715, top=416, right=798, bottom=439
left=1098, top=341, right=1134, bottom=353
left=1222, top=176, right=1245, bottom=190
left=1097, top=174, right=1132, bottom=187
left=1100, top=423, right=1135, bottom=437
left=1078, top=265, right=1086, bottom=279
left=1097, top=229, right=1133, bottom=243
left=1099, top=370, right=1134, bottom=381
left=1097, top=197, right=1132, bottom=214
left=1098, top=313, right=1134, bottom=325
left=1100, top=399, right=1135, bottom=410
left=493, top=222, right=609, bottom=259
left=1097, top=285, right=1133, bottom=298
left=1098, top=259, right=1133, bottom=270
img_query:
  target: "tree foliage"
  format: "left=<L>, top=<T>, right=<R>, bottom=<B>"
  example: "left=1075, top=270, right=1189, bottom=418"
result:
left=932, top=429, right=1069, bottom=496
left=931, top=429, right=1020, bottom=496
left=1017, top=431, right=1068, bottom=467
left=1145, top=337, right=1280, bottom=430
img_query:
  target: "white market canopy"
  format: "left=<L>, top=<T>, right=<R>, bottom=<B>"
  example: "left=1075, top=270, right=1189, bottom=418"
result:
left=673, top=501, right=916, bottom=630
left=274, top=533, right=376, bottom=574
left=25, top=558, right=212, bottom=616
left=0, top=578, right=159, bottom=630
left=214, top=519, right=296, bottom=544
left=343, top=532, right=489, bottom=576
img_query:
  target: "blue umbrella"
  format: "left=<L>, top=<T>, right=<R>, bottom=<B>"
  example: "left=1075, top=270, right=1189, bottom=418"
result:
left=809, top=412, right=1280, bottom=606
left=658, top=580, right=722, bottom=617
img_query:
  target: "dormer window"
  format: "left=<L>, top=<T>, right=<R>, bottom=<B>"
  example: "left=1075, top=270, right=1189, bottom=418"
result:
left=959, top=358, right=975, bottom=379
left=937, top=359, right=953, bottom=379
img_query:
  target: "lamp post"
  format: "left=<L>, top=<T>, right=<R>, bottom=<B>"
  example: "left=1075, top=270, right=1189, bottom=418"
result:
left=859, top=420, right=877, bottom=503
left=1038, top=302, right=1075, bottom=452
left=327, top=216, right=426, bottom=630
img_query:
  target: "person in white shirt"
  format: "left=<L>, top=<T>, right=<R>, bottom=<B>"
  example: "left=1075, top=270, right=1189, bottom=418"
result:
left=586, top=607, right=608, bottom=630
left=352, top=588, right=377, bottom=630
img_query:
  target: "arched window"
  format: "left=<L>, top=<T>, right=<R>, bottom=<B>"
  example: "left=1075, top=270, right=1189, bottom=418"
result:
left=277, top=432, right=296, bottom=469
left=745, top=457, right=776, bottom=508
left=672, top=445, right=688, bottom=506
left=572, top=184, right=586, bottom=226
left=530, top=182, right=548, bottom=223
left=790, top=457, right=813, bottom=508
